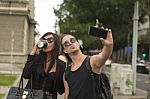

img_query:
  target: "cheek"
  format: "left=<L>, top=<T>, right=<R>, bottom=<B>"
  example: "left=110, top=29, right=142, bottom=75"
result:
left=74, top=42, right=80, bottom=48
left=48, top=43, right=54, bottom=49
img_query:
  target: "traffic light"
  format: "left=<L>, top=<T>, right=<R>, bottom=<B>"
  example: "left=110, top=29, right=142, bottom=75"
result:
left=142, top=52, right=146, bottom=58
left=141, top=51, right=147, bottom=60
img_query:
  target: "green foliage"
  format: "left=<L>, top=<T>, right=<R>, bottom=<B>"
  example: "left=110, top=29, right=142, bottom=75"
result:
left=0, top=94, right=4, bottom=99
left=54, top=0, right=147, bottom=50
left=139, top=0, right=150, bottom=16
left=138, top=30, right=150, bottom=44
left=0, top=74, right=17, bottom=86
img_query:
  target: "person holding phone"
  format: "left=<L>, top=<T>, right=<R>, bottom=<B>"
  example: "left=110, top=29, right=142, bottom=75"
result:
left=22, top=32, right=66, bottom=99
left=61, top=27, right=113, bottom=99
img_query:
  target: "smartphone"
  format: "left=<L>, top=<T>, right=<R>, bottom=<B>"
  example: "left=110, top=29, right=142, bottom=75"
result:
left=88, top=26, right=107, bottom=39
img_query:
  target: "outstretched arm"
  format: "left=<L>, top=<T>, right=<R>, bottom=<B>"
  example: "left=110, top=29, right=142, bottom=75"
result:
left=91, top=28, right=113, bottom=74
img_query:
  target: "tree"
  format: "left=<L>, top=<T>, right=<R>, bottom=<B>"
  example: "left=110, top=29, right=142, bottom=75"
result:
left=139, top=0, right=150, bottom=29
left=54, top=0, right=146, bottom=50
left=139, top=0, right=150, bottom=16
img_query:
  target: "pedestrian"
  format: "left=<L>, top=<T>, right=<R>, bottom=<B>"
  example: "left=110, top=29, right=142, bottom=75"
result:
left=22, top=32, right=66, bottom=99
left=61, top=28, right=113, bottom=99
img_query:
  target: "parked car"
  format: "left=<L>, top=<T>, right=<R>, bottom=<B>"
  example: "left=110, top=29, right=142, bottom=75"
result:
left=137, top=60, right=149, bottom=74
left=105, top=58, right=112, bottom=67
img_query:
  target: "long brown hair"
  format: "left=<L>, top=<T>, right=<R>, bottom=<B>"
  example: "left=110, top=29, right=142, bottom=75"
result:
left=41, top=32, right=60, bottom=73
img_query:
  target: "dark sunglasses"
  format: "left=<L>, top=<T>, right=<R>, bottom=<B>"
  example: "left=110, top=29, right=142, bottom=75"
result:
left=62, top=38, right=77, bottom=47
left=43, top=37, right=54, bottom=43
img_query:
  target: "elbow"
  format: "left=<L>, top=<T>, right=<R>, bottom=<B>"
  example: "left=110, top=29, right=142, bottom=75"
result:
left=22, top=73, right=31, bottom=79
left=22, top=70, right=31, bottom=79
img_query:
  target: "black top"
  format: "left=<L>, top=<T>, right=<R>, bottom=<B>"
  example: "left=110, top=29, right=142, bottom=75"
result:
left=42, top=72, right=56, bottom=92
left=22, top=53, right=66, bottom=95
left=65, top=57, right=99, bottom=99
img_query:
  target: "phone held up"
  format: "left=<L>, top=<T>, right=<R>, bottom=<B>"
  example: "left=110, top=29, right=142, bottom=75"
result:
left=88, top=26, right=108, bottom=39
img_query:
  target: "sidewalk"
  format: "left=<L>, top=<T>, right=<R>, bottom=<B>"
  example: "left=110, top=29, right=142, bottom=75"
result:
left=0, top=63, right=148, bottom=99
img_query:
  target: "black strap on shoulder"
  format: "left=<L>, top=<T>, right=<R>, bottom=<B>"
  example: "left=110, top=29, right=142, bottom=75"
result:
left=65, top=59, right=72, bottom=81
left=85, top=56, right=92, bottom=74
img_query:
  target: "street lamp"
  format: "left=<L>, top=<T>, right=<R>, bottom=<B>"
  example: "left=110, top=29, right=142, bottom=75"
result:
left=132, top=0, right=139, bottom=95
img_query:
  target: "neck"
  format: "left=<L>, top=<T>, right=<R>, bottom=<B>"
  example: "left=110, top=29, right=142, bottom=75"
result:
left=46, top=52, right=52, bottom=61
left=69, top=50, right=86, bottom=64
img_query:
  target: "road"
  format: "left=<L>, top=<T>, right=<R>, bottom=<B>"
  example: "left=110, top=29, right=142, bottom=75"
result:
left=105, top=67, right=149, bottom=91
left=136, top=73, right=149, bottom=91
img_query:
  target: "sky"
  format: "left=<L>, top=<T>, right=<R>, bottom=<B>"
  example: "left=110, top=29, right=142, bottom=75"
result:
left=34, top=0, right=63, bottom=36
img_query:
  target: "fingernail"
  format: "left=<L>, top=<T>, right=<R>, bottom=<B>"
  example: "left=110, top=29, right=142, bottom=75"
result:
left=108, top=29, right=111, bottom=32
left=100, top=38, right=104, bottom=40
left=105, top=28, right=108, bottom=31
left=101, top=26, right=104, bottom=29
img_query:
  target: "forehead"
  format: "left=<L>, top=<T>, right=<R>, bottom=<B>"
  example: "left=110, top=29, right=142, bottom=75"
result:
left=44, top=34, right=53, bottom=39
left=62, top=35, right=75, bottom=41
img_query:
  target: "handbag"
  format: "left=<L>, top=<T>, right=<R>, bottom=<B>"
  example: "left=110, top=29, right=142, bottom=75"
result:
left=7, top=74, right=43, bottom=99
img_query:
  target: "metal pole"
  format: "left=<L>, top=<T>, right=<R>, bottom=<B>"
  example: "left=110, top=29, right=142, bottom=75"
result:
left=11, top=31, right=14, bottom=74
left=148, top=39, right=150, bottom=99
left=132, top=1, right=139, bottom=95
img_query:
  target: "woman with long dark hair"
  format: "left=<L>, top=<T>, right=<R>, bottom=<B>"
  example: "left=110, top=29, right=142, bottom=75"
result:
left=22, top=32, right=66, bottom=99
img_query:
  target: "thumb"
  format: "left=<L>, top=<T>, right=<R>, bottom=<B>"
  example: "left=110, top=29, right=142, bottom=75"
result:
left=100, top=38, right=104, bottom=41
left=100, top=38, right=105, bottom=45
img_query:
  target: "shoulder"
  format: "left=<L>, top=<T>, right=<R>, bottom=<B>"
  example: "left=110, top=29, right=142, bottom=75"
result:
left=57, top=59, right=66, bottom=69
left=58, top=55, right=67, bottom=62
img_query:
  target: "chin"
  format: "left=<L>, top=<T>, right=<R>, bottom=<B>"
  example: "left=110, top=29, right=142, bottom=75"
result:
left=70, top=49, right=79, bottom=54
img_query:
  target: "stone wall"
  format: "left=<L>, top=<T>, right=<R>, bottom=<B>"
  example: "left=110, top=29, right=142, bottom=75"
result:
left=0, top=0, right=35, bottom=68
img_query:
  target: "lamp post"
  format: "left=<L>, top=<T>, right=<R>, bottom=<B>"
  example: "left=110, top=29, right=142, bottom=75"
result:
left=148, top=38, right=150, bottom=99
left=132, top=0, right=139, bottom=95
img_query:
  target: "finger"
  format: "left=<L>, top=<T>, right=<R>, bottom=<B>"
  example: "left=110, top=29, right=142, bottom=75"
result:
left=105, top=28, right=108, bottom=31
left=100, top=38, right=105, bottom=44
left=101, top=26, right=104, bottom=29
left=100, top=38, right=104, bottom=41
left=108, top=29, right=111, bottom=32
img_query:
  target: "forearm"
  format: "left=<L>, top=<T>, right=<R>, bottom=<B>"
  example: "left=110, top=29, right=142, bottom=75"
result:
left=22, top=55, right=35, bottom=79
left=30, top=45, right=38, bottom=55
left=64, top=93, right=68, bottom=99
left=91, top=30, right=113, bottom=69
left=101, top=43, right=113, bottom=60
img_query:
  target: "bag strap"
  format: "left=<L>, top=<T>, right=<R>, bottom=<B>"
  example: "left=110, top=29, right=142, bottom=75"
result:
left=85, top=56, right=102, bottom=97
left=30, top=74, right=33, bottom=97
left=65, top=59, right=72, bottom=78
left=17, top=74, right=34, bottom=97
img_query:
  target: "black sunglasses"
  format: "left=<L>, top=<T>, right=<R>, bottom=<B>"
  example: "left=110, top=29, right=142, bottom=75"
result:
left=62, top=38, right=77, bottom=47
left=43, top=37, right=54, bottom=43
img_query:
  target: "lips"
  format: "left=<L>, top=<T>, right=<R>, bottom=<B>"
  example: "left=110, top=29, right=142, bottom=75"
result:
left=70, top=45, right=75, bottom=49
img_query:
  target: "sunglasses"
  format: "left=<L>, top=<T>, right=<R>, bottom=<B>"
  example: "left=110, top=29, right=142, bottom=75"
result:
left=62, top=38, right=77, bottom=47
left=42, top=37, right=54, bottom=43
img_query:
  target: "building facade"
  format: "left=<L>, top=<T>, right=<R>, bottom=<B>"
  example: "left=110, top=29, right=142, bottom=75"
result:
left=0, top=0, right=36, bottom=68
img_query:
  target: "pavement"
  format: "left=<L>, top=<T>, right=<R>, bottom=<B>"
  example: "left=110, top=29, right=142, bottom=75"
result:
left=0, top=63, right=148, bottom=99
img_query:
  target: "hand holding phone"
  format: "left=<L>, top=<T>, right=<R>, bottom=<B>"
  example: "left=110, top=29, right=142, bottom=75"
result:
left=88, top=26, right=108, bottom=39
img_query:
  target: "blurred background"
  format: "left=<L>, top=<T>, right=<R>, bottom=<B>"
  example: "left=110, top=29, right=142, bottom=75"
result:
left=0, top=0, right=149, bottom=98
